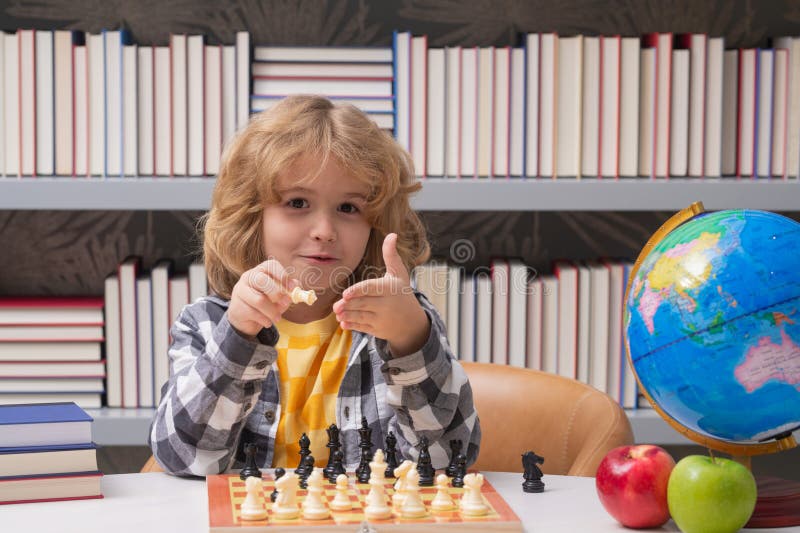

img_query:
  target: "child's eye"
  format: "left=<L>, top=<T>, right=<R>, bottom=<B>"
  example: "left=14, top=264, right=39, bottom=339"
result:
left=286, top=198, right=308, bottom=209
left=339, top=203, right=360, bottom=214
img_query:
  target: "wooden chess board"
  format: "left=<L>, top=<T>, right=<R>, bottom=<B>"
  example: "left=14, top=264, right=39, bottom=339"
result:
left=207, top=473, right=523, bottom=532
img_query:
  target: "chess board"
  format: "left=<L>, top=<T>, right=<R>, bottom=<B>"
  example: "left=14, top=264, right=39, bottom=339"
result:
left=207, top=473, right=523, bottom=532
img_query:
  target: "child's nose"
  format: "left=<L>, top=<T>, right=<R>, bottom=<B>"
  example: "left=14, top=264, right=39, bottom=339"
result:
left=311, top=214, right=337, bottom=242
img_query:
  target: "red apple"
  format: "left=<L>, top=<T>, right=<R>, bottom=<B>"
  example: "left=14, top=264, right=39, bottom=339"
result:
left=595, top=444, right=676, bottom=528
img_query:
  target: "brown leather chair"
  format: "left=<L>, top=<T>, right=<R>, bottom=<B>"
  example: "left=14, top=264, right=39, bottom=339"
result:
left=141, top=362, right=634, bottom=476
left=462, top=361, right=633, bottom=476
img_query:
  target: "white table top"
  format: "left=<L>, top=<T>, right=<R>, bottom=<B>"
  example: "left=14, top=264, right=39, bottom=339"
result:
left=0, top=472, right=795, bottom=533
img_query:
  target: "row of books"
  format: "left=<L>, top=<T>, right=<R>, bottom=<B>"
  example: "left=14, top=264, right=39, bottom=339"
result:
left=0, top=402, right=102, bottom=504
left=0, top=297, right=106, bottom=408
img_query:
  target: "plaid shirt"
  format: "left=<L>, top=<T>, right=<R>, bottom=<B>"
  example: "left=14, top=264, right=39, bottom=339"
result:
left=148, top=292, right=481, bottom=476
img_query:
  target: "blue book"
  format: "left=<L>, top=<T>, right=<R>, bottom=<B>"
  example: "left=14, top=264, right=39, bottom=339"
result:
left=0, top=402, right=92, bottom=448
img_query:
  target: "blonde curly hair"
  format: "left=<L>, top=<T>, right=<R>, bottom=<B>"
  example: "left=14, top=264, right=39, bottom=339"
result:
left=201, top=95, right=431, bottom=299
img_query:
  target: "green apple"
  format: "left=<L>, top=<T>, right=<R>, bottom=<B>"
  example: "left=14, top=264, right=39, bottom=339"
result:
left=667, top=455, right=757, bottom=533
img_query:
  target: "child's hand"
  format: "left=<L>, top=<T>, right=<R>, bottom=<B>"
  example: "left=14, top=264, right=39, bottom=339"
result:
left=228, top=259, right=299, bottom=338
left=333, top=233, right=430, bottom=357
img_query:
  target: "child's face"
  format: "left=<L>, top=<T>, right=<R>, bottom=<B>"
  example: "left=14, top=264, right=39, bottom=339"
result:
left=261, top=155, right=372, bottom=298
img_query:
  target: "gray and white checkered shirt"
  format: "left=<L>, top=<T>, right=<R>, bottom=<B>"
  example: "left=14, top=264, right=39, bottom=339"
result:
left=148, top=292, right=481, bottom=476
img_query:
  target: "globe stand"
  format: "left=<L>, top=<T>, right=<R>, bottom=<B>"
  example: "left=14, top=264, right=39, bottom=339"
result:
left=625, top=202, right=800, bottom=529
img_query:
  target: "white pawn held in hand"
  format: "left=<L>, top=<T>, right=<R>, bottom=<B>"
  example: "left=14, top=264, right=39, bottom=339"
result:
left=459, top=473, right=489, bottom=516
left=329, top=474, right=353, bottom=511
left=302, top=468, right=330, bottom=520
left=391, top=460, right=414, bottom=509
left=364, top=449, right=392, bottom=520
left=290, top=286, right=317, bottom=305
left=430, top=473, right=456, bottom=512
left=240, top=476, right=268, bottom=521
left=273, top=472, right=301, bottom=520
left=399, top=468, right=427, bottom=518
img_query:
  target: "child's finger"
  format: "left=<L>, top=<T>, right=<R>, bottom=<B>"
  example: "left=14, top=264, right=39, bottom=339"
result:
left=238, top=290, right=281, bottom=328
left=247, top=269, right=290, bottom=304
left=243, top=284, right=290, bottom=320
left=254, top=259, right=299, bottom=294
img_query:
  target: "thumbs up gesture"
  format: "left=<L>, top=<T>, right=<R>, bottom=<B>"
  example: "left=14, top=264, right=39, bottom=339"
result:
left=333, top=233, right=430, bottom=357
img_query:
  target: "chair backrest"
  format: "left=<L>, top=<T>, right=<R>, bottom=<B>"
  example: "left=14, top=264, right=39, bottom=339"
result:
left=462, top=361, right=634, bottom=476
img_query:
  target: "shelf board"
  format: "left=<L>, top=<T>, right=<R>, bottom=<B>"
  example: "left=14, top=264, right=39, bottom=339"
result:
left=1, top=177, right=799, bottom=211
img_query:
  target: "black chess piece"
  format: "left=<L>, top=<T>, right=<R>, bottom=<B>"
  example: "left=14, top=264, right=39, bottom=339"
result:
left=451, top=453, right=467, bottom=488
left=355, top=417, right=373, bottom=483
left=522, top=451, right=545, bottom=493
left=327, top=449, right=347, bottom=483
left=416, top=436, right=435, bottom=486
left=295, top=433, right=311, bottom=476
left=445, top=439, right=462, bottom=478
left=384, top=431, right=399, bottom=478
left=270, top=467, right=285, bottom=502
left=299, top=454, right=315, bottom=489
left=323, top=424, right=341, bottom=481
left=239, top=442, right=262, bottom=480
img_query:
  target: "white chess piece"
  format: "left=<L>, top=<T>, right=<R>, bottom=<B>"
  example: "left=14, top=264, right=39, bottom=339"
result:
left=273, top=472, right=301, bottom=520
left=391, top=460, right=414, bottom=509
left=239, top=476, right=268, bottom=521
left=459, top=473, right=489, bottom=516
left=399, top=468, right=427, bottom=518
left=329, top=474, right=353, bottom=511
left=364, top=449, right=392, bottom=520
left=302, top=468, right=331, bottom=520
left=430, top=473, right=456, bottom=512
left=290, top=286, right=317, bottom=305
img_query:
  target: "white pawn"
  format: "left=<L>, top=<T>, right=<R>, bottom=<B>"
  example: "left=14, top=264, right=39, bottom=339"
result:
left=459, top=473, right=489, bottom=516
left=273, top=472, right=301, bottom=520
left=302, top=468, right=330, bottom=520
left=365, top=449, right=392, bottom=520
left=399, top=468, right=427, bottom=518
left=329, top=474, right=353, bottom=511
left=240, top=476, right=268, bottom=521
left=430, top=473, right=456, bottom=512
left=391, top=460, right=414, bottom=509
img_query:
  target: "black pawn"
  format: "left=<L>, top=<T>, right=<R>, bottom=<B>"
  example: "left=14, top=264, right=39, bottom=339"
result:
left=239, top=442, right=262, bottom=480
left=451, top=453, right=467, bottom=488
left=445, top=439, right=462, bottom=478
left=323, top=424, right=341, bottom=481
left=522, top=451, right=545, bottom=493
left=299, top=455, right=315, bottom=489
left=355, top=417, right=372, bottom=483
left=356, top=448, right=372, bottom=483
left=295, top=433, right=311, bottom=476
left=270, top=467, right=285, bottom=502
left=384, top=431, right=399, bottom=478
left=416, top=436, right=435, bottom=487
left=326, top=448, right=346, bottom=483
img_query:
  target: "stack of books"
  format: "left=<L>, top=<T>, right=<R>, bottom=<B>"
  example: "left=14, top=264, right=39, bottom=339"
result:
left=0, top=402, right=102, bottom=504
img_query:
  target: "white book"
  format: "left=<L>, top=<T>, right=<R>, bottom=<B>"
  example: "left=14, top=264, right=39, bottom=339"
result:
left=774, top=37, right=800, bottom=178
left=154, top=47, right=172, bottom=176
left=526, top=278, right=543, bottom=370
left=557, top=35, right=583, bottom=178
left=4, top=33, right=18, bottom=176
left=508, top=260, right=528, bottom=368
left=54, top=31, right=74, bottom=176
left=251, top=62, right=393, bottom=78
left=588, top=261, right=610, bottom=393
left=0, top=35, right=5, bottom=174
left=188, top=261, right=208, bottom=302
left=605, top=261, right=624, bottom=403
left=490, top=259, right=509, bottom=365
left=0, top=362, right=104, bottom=377
left=136, top=276, right=154, bottom=408
left=410, top=35, right=427, bottom=177
left=686, top=34, right=707, bottom=177
left=0, top=342, right=101, bottom=361
left=459, top=275, right=476, bottom=362
left=772, top=49, right=789, bottom=178
left=600, top=36, right=621, bottom=178
left=393, top=32, right=411, bottom=152
left=0, top=326, right=103, bottom=341
left=738, top=49, right=757, bottom=177
left=704, top=37, right=725, bottom=177
left=73, top=45, right=87, bottom=176
left=621, top=262, right=638, bottom=409
left=35, top=30, right=54, bottom=176
left=525, top=33, right=540, bottom=178
left=221, top=46, right=237, bottom=146
left=670, top=49, right=690, bottom=177
left=205, top=45, right=222, bottom=176
left=187, top=35, right=204, bottom=177
left=137, top=47, right=154, bottom=176
left=460, top=47, right=478, bottom=177
left=446, top=264, right=460, bottom=356
left=555, top=261, right=578, bottom=379
left=122, top=44, right=138, bottom=176
left=104, top=274, right=122, bottom=407
left=0, top=393, right=101, bottom=409
left=576, top=262, right=591, bottom=384
left=87, top=33, right=105, bottom=176
left=444, top=46, right=461, bottom=177
left=235, top=31, right=250, bottom=130
left=251, top=95, right=395, bottom=113
left=104, top=30, right=123, bottom=177
left=619, top=37, right=641, bottom=177
left=426, top=48, right=445, bottom=177
left=721, top=50, right=739, bottom=176
left=474, top=273, right=492, bottom=364
left=151, top=260, right=172, bottom=401
left=0, top=378, right=103, bottom=392
left=118, top=257, right=140, bottom=408
left=539, top=33, right=557, bottom=178
left=476, top=46, right=494, bottom=177
left=638, top=47, right=656, bottom=177
left=653, top=33, right=673, bottom=178
left=540, top=275, right=558, bottom=374
left=756, top=49, right=774, bottom=177
left=581, top=37, right=600, bottom=178
left=509, top=48, right=525, bottom=177
left=492, top=47, right=510, bottom=177
left=169, top=275, right=190, bottom=333
left=254, top=46, right=392, bottom=63
left=171, top=34, right=188, bottom=176
left=19, top=30, right=36, bottom=176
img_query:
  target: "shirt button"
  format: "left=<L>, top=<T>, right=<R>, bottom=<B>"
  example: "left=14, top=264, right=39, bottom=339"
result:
left=344, top=406, right=350, bottom=419
left=264, top=410, right=275, bottom=422
left=254, top=360, right=268, bottom=369
left=389, top=367, right=401, bottom=376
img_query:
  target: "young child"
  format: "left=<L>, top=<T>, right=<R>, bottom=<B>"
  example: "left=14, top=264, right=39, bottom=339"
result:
left=149, top=95, right=481, bottom=476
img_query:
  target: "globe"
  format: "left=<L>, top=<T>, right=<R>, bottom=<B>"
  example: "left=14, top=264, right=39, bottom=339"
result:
left=625, top=203, right=800, bottom=455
